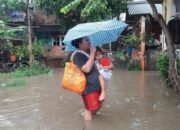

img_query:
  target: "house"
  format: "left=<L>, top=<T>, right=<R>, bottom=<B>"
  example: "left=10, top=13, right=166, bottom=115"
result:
left=6, top=11, right=27, bottom=45
left=163, top=0, right=180, bottom=22
left=7, top=9, right=66, bottom=67
left=126, top=1, right=163, bottom=42
left=124, top=0, right=163, bottom=70
left=161, top=0, right=180, bottom=51
left=32, top=10, right=65, bottom=48
left=32, top=10, right=66, bottom=67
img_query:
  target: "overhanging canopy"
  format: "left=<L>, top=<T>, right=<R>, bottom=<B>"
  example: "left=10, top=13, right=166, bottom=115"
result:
left=128, top=2, right=162, bottom=15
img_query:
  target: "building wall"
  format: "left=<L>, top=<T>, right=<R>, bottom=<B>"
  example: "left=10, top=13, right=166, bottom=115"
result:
left=35, top=33, right=64, bottom=47
left=163, top=0, right=180, bottom=23
left=37, top=36, right=52, bottom=46
left=174, top=0, right=180, bottom=12
left=163, top=0, right=173, bottom=23
left=162, top=0, right=180, bottom=50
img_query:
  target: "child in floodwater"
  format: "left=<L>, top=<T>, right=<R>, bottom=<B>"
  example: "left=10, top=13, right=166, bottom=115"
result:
left=96, top=46, right=114, bottom=101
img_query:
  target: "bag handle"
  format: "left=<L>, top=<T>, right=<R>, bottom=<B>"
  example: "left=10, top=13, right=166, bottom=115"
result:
left=70, top=50, right=90, bottom=62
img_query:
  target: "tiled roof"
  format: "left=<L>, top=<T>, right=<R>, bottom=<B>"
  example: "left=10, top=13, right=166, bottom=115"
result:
left=128, top=3, right=162, bottom=15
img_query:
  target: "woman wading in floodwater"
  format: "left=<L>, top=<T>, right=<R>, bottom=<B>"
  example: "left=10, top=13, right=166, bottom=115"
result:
left=68, top=37, right=102, bottom=120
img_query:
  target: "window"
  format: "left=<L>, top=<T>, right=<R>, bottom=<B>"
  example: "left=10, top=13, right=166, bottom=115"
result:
left=52, top=36, right=64, bottom=46
left=52, top=36, right=60, bottom=46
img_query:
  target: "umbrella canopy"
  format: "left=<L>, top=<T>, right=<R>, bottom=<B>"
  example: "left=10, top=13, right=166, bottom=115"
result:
left=63, top=19, right=128, bottom=51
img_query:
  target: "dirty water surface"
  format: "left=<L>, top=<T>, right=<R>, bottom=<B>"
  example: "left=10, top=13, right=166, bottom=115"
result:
left=0, top=68, right=180, bottom=130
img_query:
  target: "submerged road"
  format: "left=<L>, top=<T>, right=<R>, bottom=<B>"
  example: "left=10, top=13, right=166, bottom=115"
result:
left=0, top=68, right=180, bottom=130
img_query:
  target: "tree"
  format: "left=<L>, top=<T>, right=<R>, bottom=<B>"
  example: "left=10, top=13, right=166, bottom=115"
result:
left=0, top=0, right=26, bottom=21
left=0, top=0, right=27, bottom=42
left=33, top=0, right=84, bottom=30
left=0, top=0, right=33, bottom=68
left=147, top=0, right=180, bottom=93
left=26, top=0, right=33, bottom=68
left=60, top=0, right=127, bottom=21
left=34, top=0, right=127, bottom=29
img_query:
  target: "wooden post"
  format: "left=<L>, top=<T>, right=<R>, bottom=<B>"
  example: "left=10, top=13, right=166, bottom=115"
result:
left=140, top=16, right=146, bottom=71
left=109, top=43, right=111, bottom=51
left=27, top=0, right=33, bottom=68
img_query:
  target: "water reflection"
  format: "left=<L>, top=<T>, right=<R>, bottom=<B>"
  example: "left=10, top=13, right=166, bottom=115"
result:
left=139, top=71, right=145, bottom=99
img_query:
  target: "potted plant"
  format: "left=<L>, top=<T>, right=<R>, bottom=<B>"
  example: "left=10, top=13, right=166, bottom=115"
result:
left=146, top=33, right=157, bottom=50
left=5, top=41, right=17, bottom=62
left=10, top=50, right=17, bottom=62
left=124, top=32, right=140, bottom=59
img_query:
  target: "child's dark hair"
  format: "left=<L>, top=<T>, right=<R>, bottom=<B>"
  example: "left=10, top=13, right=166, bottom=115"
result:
left=96, top=46, right=104, bottom=54
left=71, top=38, right=83, bottom=49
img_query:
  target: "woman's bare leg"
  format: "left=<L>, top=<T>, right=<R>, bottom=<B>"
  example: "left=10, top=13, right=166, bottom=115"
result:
left=84, top=109, right=92, bottom=121
left=99, top=75, right=106, bottom=101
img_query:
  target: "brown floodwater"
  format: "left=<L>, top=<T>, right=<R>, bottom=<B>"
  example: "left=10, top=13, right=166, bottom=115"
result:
left=0, top=68, right=180, bottom=130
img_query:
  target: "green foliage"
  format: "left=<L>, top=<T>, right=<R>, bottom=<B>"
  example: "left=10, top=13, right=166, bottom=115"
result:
left=15, top=45, right=29, bottom=59
left=146, top=34, right=155, bottom=47
left=177, top=60, right=180, bottom=76
left=13, top=61, right=52, bottom=77
left=0, top=61, right=52, bottom=78
left=127, top=60, right=141, bottom=71
left=35, top=0, right=127, bottom=29
left=108, top=0, right=127, bottom=17
left=0, top=20, right=27, bottom=47
left=0, top=61, right=52, bottom=88
left=33, top=40, right=46, bottom=58
left=156, top=53, right=180, bottom=79
left=61, top=0, right=83, bottom=14
left=7, top=79, right=26, bottom=88
left=0, top=0, right=26, bottom=21
left=115, top=51, right=125, bottom=59
left=0, top=78, right=26, bottom=88
left=123, top=32, right=140, bottom=49
left=34, top=0, right=83, bottom=30
left=4, top=41, right=29, bottom=58
left=0, top=20, right=23, bottom=39
left=4, top=40, right=13, bottom=53
left=157, top=53, right=169, bottom=79
left=61, top=0, right=127, bottom=21
left=82, top=0, right=111, bottom=21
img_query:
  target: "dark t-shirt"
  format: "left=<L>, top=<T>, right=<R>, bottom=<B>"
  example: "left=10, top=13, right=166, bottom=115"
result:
left=73, top=52, right=101, bottom=95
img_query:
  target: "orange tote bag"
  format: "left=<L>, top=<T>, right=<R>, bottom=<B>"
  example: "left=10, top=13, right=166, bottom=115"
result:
left=61, top=52, right=86, bottom=94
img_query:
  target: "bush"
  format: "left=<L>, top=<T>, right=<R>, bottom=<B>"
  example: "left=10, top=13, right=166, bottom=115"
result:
left=13, top=61, right=52, bottom=77
left=123, top=32, right=140, bottom=49
left=157, top=53, right=169, bottom=79
left=157, top=52, right=180, bottom=79
left=115, top=51, right=125, bottom=59
left=127, top=60, right=141, bottom=71
left=7, top=79, right=26, bottom=87
left=33, top=40, right=46, bottom=58
left=0, top=61, right=52, bottom=88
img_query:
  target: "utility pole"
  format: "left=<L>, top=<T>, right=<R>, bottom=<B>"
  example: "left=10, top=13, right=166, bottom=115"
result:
left=27, top=0, right=33, bottom=68
left=140, top=16, right=146, bottom=71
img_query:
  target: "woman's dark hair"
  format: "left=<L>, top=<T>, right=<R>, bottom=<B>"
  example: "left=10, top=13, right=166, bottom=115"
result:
left=96, top=46, right=104, bottom=54
left=71, top=38, right=83, bottom=49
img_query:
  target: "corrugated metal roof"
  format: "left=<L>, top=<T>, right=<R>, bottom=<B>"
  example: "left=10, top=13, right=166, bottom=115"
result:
left=128, top=3, right=162, bottom=15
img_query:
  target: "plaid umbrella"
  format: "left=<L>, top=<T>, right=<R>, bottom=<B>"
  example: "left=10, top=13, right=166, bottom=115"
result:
left=63, top=19, right=128, bottom=51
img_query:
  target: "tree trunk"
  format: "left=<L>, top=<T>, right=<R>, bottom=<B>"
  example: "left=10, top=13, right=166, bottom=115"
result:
left=147, top=0, right=180, bottom=92
left=27, top=0, right=33, bottom=68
